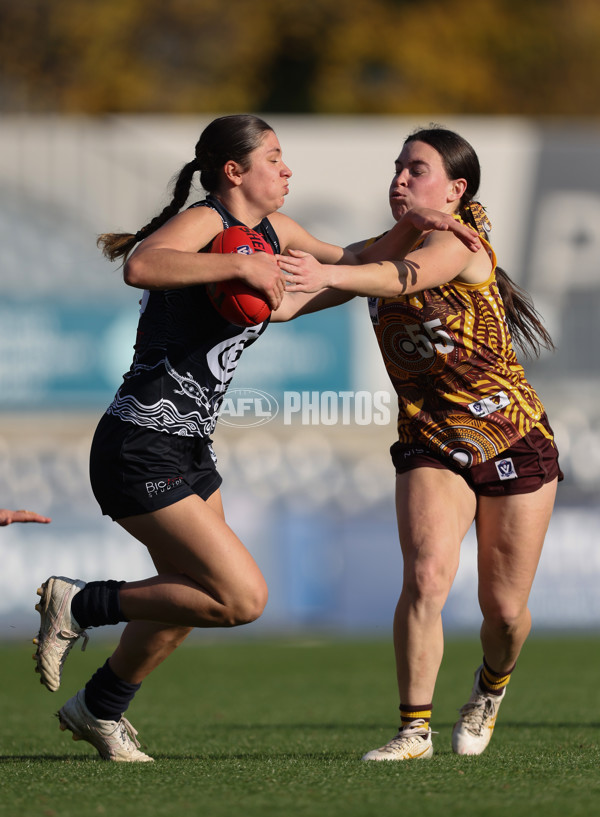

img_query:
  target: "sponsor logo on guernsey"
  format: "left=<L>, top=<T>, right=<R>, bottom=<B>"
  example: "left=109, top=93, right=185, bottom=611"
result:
left=146, top=476, right=184, bottom=496
left=468, top=390, right=510, bottom=418
left=495, top=458, right=518, bottom=480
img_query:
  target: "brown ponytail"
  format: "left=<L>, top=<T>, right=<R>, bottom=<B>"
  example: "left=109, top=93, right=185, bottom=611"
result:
left=494, top=267, right=554, bottom=358
left=460, top=202, right=554, bottom=358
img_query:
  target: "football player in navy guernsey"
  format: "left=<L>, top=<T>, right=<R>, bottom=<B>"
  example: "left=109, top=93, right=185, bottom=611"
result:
left=32, top=114, right=479, bottom=761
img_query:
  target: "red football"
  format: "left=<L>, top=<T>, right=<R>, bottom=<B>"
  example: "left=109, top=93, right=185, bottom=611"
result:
left=207, top=225, right=273, bottom=327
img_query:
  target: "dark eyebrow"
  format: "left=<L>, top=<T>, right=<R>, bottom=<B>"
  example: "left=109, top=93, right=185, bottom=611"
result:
left=395, top=158, right=429, bottom=170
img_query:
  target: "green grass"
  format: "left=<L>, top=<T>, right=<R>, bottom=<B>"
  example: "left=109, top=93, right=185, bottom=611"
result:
left=1, top=635, right=600, bottom=817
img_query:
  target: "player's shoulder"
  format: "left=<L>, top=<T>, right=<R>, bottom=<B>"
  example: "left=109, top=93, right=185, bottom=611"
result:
left=268, top=212, right=309, bottom=250
left=137, top=202, right=223, bottom=253
left=168, top=202, right=224, bottom=236
left=183, top=201, right=223, bottom=224
left=421, top=226, right=478, bottom=258
left=269, top=210, right=293, bottom=223
left=268, top=211, right=296, bottom=232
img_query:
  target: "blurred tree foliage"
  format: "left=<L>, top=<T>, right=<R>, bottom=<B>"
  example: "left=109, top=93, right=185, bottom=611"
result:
left=1, top=0, right=599, bottom=115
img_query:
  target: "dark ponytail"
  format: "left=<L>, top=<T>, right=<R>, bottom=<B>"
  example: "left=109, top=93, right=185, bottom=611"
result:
left=494, top=267, right=554, bottom=357
left=98, top=114, right=273, bottom=264
left=460, top=202, right=554, bottom=357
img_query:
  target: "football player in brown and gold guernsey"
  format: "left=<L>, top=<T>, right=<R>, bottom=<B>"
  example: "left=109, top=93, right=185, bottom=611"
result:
left=280, top=125, right=561, bottom=761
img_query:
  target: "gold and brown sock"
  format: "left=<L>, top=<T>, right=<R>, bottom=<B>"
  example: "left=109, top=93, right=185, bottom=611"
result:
left=479, top=657, right=515, bottom=696
left=399, top=703, right=433, bottom=730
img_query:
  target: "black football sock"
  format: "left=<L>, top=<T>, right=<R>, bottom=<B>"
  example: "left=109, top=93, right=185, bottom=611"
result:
left=71, top=580, right=128, bottom=628
left=84, top=659, right=141, bottom=722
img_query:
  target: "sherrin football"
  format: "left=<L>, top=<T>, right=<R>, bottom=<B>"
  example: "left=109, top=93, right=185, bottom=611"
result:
left=207, top=225, right=273, bottom=327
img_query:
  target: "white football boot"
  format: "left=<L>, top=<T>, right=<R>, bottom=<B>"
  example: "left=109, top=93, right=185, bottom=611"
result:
left=452, top=665, right=505, bottom=755
left=58, top=690, right=153, bottom=762
left=33, top=576, right=89, bottom=692
left=362, top=719, right=434, bottom=761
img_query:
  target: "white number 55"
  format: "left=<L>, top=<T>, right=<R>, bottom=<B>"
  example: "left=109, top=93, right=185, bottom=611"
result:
left=403, top=319, right=454, bottom=358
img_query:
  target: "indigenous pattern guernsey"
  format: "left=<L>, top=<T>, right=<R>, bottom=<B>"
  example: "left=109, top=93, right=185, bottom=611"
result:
left=368, top=235, right=546, bottom=467
left=107, top=196, right=279, bottom=438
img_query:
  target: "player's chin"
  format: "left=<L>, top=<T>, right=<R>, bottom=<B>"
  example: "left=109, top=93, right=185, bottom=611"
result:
left=390, top=200, right=409, bottom=221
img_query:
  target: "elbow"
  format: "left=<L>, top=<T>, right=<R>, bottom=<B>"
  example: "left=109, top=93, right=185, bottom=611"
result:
left=270, top=307, right=292, bottom=323
left=123, top=254, right=148, bottom=289
left=342, top=249, right=361, bottom=266
left=270, top=297, right=297, bottom=323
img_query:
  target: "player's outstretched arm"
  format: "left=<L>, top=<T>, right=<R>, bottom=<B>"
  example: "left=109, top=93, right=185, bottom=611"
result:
left=280, top=225, right=483, bottom=298
left=279, top=206, right=482, bottom=298
left=359, top=207, right=481, bottom=265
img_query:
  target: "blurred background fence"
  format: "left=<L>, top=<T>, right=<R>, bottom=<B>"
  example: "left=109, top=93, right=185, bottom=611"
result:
left=1, top=114, right=599, bottom=639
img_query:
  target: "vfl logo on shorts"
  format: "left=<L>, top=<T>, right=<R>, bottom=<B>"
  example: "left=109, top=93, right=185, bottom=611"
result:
left=495, top=458, right=517, bottom=481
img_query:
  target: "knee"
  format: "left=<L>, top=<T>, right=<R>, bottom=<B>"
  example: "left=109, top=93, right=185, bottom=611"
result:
left=403, top=555, right=454, bottom=610
left=480, top=599, right=529, bottom=633
left=221, top=580, right=269, bottom=627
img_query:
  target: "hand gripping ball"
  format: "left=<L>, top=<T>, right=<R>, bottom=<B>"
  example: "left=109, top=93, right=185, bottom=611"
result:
left=207, top=225, right=273, bottom=326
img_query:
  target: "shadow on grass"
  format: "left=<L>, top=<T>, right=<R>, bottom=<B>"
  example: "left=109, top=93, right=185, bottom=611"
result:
left=0, top=751, right=362, bottom=762
left=0, top=754, right=103, bottom=762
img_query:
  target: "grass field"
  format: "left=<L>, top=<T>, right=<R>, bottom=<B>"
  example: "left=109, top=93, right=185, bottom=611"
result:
left=1, top=634, right=600, bottom=817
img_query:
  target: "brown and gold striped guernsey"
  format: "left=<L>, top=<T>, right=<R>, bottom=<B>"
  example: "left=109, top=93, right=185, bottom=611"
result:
left=368, top=234, right=548, bottom=467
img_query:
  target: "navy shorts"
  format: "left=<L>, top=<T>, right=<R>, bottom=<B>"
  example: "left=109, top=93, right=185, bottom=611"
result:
left=390, top=416, right=563, bottom=497
left=89, top=413, right=223, bottom=520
